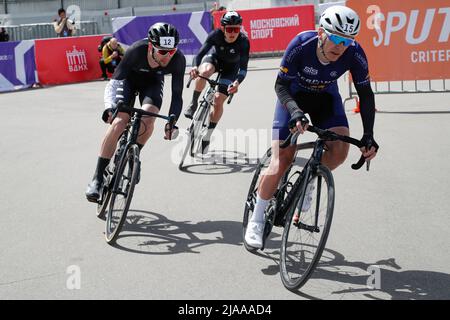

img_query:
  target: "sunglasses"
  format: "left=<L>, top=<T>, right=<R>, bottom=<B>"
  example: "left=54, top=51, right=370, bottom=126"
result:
left=224, top=26, right=241, bottom=33
left=324, top=29, right=354, bottom=47
left=153, top=46, right=177, bottom=56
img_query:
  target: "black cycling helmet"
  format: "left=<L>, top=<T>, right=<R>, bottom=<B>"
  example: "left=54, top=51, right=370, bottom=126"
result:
left=221, top=11, right=242, bottom=26
left=148, top=22, right=180, bottom=48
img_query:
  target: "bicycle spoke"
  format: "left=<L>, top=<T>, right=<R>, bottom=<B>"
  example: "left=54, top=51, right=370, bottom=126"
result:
left=280, top=166, right=335, bottom=290
left=105, top=145, right=140, bottom=244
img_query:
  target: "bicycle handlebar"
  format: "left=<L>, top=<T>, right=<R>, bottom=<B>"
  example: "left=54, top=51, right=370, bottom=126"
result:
left=280, top=125, right=368, bottom=171
left=115, top=101, right=176, bottom=126
left=186, top=74, right=234, bottom=104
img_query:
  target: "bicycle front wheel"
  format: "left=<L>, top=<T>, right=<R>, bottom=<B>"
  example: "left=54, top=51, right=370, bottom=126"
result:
left=179, top=122, right=194, bottom=170
left=280, top=165, right=335, bottom=291
left=191, top=102, right=209, bottom=157
left=105, top=144, right=140, bottom=244
left=96, top=177, right=111, bottom=220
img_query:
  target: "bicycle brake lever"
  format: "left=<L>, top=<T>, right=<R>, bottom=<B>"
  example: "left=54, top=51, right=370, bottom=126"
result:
left=227, top=94, right=234, bottom=104
left=351, top=154, right=366, bottom=170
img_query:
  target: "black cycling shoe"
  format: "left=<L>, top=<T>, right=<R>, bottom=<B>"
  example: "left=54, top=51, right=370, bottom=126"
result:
left=201, top=139, right=210, bottom=154
left=184, top=102, right=198, bottom=119
left=85, top=179, right=103, bottom=203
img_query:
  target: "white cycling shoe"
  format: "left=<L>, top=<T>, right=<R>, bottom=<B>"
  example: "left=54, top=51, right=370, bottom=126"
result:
left=245, top=221, right=265, bottom=249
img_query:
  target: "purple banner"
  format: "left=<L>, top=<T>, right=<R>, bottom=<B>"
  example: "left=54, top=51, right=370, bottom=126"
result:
left=112, top=11, right=212, bottom=58
left=0, top=40, right=37, bottom=93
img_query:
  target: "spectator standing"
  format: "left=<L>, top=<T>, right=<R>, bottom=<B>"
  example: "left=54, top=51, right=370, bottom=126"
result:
left=0, top=27, right=9, bottom=42
left=53, top=8, right=76, bottom=37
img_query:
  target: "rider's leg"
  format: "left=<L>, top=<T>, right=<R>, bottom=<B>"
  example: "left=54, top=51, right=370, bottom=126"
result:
left=321, top=126, right=350, bottom=170
left=185, top=62, right=215, bottom=118
left=253, top=141, right=297, bottom=221
left=201, top=68, right=235, bottom=153
left=86, top=112, right=130, bottom=201
left=136, top=104, right=160, bottom=147
left=308, top=93, right=350, bottom=171
left=134, top=82, right=163, bottom=148
left=86, top=80, right=135, bottom=202
left=99, top=112, right=130, bottom=159
left=201, top=92, right=227, bottom=153
left=245, top=100, right=294, bottom=247
left=245, top=141, right=296, bottom=248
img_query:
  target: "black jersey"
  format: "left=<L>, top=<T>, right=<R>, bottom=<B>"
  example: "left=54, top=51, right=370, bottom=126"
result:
left=112, top=39, right=186, bottom=119
left=194, top=29, right=250, bottom=83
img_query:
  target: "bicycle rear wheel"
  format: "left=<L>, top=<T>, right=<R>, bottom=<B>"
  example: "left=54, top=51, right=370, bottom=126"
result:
left=105, top=144, right=140, bottom=244
left=280, top=164, right=335, bottom=291
left=242, top=148, right=272, bottom=252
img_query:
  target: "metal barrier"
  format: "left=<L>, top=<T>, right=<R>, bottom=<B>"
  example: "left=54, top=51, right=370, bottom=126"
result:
left=343, top=76, right=450, bottom=112
left=4, top=21, right=98, bottom=41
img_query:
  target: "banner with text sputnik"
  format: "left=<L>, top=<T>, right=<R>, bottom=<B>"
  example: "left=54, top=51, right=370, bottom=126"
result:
left=347, top=0, right=450, bottom=81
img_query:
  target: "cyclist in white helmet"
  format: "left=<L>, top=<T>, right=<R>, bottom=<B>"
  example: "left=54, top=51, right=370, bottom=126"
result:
left=244, top=5, right=379, bottom=249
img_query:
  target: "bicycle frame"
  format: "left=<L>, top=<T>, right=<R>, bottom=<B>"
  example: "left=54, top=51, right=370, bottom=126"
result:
left=106, top=104, right=175, bottom=193
left=274, top=138, right=326, bottom=228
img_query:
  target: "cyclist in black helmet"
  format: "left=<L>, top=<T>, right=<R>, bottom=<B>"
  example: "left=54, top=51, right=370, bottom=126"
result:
left=85, top=22, right=186, bottom=202
left=184, top=10, right=250, bottom=154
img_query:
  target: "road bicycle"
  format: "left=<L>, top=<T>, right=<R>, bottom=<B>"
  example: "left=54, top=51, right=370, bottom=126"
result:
left=243, top=125, right=373, bottom=291
left=178, top=74, right=233, bottom=169
left=96, top=101, right=176, bottom=244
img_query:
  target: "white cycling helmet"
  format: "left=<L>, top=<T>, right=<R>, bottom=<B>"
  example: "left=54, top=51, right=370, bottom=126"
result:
left=319, top=5, right=361, bottom=37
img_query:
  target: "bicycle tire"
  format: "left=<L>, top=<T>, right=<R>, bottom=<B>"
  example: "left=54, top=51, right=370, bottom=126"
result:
left=242, top=147, right=272, bottom=252
left=105, top=144, right=140, bottom=244
left=96, top=180, right=111, bottom=220
left=98, top=133, right=128, bottom=217
left=179, top=122, right=194, bottom=170
left=280, top=164, right=335, bottom=291
left=190, top=101, right=210, bottom=157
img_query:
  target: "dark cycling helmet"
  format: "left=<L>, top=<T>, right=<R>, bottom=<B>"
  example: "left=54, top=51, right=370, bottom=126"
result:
left=221, top=11, right=242, bottom=26
left=148, top=22, right=180, bottom=48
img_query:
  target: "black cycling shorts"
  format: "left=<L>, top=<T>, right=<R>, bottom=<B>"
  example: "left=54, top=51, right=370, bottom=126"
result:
left=272, top=91, right=349, bottom=140
left=116, top=78, right=164, bottom=109
left=201, top=54, right=239, bottom=96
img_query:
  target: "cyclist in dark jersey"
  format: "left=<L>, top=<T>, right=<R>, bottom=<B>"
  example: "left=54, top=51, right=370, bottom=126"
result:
left=245, top=5, right=379, bottom=248
left=85, top=23, right=186, bottom=202
left=184, top=11, right=250, bottom=153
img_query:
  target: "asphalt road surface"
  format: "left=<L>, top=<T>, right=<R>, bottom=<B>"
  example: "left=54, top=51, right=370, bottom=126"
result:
left=1, top=58, right=449, bottom=300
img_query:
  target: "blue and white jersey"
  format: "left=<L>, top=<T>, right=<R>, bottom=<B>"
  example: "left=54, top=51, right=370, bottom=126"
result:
left=278, top=31, right=371, bottom=95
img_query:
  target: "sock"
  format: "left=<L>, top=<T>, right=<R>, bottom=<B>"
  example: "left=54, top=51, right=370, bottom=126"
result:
left=250, top=194, right=270, bottom=223
left=191, top=90, right=201, bottom=106
left=203, top=122, right=217, bottom=142
left=94, top=157, right=110, bottom=182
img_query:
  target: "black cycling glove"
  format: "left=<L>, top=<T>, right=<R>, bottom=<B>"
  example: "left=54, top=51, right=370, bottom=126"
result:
left=360, top=134, right=379, bottom=152
left=288, top=109, right=309, bottom=130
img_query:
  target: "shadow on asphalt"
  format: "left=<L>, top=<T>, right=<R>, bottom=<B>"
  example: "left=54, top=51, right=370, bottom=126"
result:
left=111, top=209, right=243, bottom=255
left=111, top=211, right=450, bottom=300
left=179, top=150, right=259, bottom=175
left=255, top=235, right=450, bottom=300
